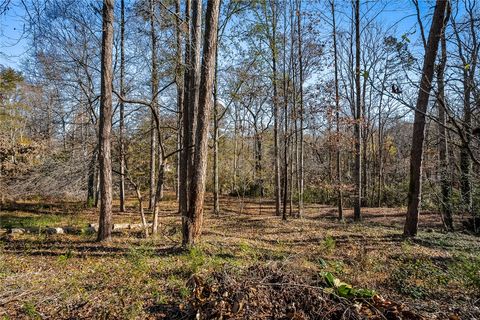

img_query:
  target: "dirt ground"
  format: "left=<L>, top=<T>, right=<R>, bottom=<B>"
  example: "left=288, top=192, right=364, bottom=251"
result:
left=1, top=195, right=479, bottom=319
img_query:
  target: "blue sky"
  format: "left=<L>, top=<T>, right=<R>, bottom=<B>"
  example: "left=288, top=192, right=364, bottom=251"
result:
left=0, top=2, right=27, bottom=68
left=0, top=0, right=439, bottom=70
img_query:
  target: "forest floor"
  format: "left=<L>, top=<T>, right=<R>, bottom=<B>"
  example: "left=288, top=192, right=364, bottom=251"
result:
left=0, top=195, right=479, bottom=319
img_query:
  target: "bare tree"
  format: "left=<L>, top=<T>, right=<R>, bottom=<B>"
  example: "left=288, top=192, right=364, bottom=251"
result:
left=436, top=1, right=452, bottom=230
left=404, top=0, right=447, bottom=237
left=296, top=0, right=305, bottom=218
left=148, top=0, right=158, bottom=210
left=97, top=0, right=114, bottom=242
left=175, top=0, right=183, bottom=202
left=451, top=2, right=479, bottom=217
left=213, top=45, right=220, bottom=215
left=183, top=0, right=221, bottom=246
left=180, top=0, right=192, bottom=240
left=270, top=0, right=282, bottom=217
left=353, top=0, right=362, bottom=221
left=331, top=0, right=343, bottom=220
left=282, top=0, right=289, bottom=221
left=119, top=0, right=126, bottom=213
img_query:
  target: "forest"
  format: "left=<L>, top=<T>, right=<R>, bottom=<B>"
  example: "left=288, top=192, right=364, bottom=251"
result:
left=0, top=0, right=479, bottom=319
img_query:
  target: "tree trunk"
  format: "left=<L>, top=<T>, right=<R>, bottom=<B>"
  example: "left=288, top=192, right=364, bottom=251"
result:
left=95, top=168, right=100, bottom=208
left=97, top=0, right=114, bottom=242
left=175, top=0, right=183, bottom=202
left=232, top=103, right=238, bottom=193
left=188, top=0, right=202, bottom=176
left=179, top=0, right=191, bottom=234
left=460, top=67, right=473, bottom=216
left=87, top=146, right=98, bottom=206
left=376, top=67, right=388, bottom=207
left=270, top=0, right=281, bottom=217
left=353, top=0, right=362, bottom=221
left=255, top=133, right=263, bottom=196
left=404, top=0, right=447, bottom=237
left=213, top=33, right=220, bottom=215
left=437, top=3, right=453, bottom=231
left=182, top=0, right=202, bottom=231
left=289, top=0, right=297, bottom=218
left=119, top=0, right=126, bottom=213
left=152, top=147, right=164, bottom=234
left=297, top=0, right=304, bottom=218
left=124, top=172, right=148, bottom=238
left=149, top=123, right=156, bottom=209
left=281, top=0, right=288, bottom=221
left=460, top=109, right=472, bottom=216
left=136, top=187, right=148, bottom=238
left=183, top=0, right=221, bottom=246
left=331, top=0, right=343, bottom=220
left=451, top=4, right=477, bottom=218
left=149, top=0, right=158, bottom=210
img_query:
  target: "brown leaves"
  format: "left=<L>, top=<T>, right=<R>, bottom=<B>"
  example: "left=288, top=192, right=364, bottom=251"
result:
left=180, top=265, right=427, bottom=320
left=370, top=295, right=425, bottom=320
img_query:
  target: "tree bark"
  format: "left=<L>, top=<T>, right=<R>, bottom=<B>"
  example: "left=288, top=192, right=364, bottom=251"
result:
left=148, top=0, right=158, bottom=210
left=353, top=0, right=362, bottom=221
left=152, top=145, right=164, bottom=233
left=87, top=145, right=98, bottom=206
left=119, top=0, right=126, bottom=213
left=188, top=0, right=202, bottom=176
left=123, top=167, right=148, bottom=238
left=404, top=0, right=447, bottom=237
left=281, top=0, right=288, bottom=221
left=97, top=0, right=114, bottom=242
left=296, top=0, right=304, bottom=218
left=180, top=0, right=191, bottom=235
left=175, top=0, right=183, bottom=202
left=436, top=2, right=452, bottom=231
left=182, top=0, right=202, bottom=230
left=213, top=28, right=220, bottom=215
left=270, top=0, right=281, bottom=217
left=183, top=0, right=221, bottom=246
left=331, top=0, right=343, bottom=220
left=232, top=103, right=239, bottom=193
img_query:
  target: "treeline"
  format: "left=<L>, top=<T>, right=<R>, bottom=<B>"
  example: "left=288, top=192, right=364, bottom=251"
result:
left=0, top=0, right=479, bottom=244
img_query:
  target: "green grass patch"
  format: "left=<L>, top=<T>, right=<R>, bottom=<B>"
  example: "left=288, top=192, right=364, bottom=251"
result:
left=0, top=213, right=87, bottom=229
left=22, top=301, right=41, bottom=319
left=391, top=257, right=449, bottom=299
left=321, top=236, right=336, bottom=254
left=450, top=254, right=480, bottom=292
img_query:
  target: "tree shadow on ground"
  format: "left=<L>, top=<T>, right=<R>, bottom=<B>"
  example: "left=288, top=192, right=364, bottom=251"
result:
left=1, top=201, right=84, bottom=214
left=0, top=236, right=185, bottom=258
left=146, top=304, right=187, bottom=319
left=0, top=214, right=71, bottom=229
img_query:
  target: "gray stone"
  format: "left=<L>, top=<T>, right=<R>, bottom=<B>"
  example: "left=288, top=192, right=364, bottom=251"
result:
left=113, top=223, right=130, bottom=230
left=9, top=228, right=26, bottom=234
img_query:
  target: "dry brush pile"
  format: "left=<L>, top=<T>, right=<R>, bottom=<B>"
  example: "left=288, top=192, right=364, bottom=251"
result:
left=172, top=264, right=428, bottom=320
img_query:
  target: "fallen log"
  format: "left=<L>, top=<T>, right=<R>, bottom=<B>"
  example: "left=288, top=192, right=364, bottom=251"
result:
left=6, top=222, right=152, bottom=235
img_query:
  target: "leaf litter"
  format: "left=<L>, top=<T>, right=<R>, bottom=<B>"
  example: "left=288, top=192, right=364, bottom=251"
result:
left=175, top=263, right=428, bottom=320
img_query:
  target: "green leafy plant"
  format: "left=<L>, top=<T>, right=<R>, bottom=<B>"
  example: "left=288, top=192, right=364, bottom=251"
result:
left=181, top=247, right=207, bottom=275
left=22, top=301, right=40, bottom=319
left=450, top=255, right=480, bottom=292
left=391, top=257, right=448, bottom=299
left=322, top=236, right=336, bottom=254
left=322, top=272, right=375, bottom=299
left=57, top=248, right=74, bottom=263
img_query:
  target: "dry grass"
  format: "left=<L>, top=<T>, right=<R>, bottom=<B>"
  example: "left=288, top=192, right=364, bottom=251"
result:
left=1, top=194, right=479, bottom=319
